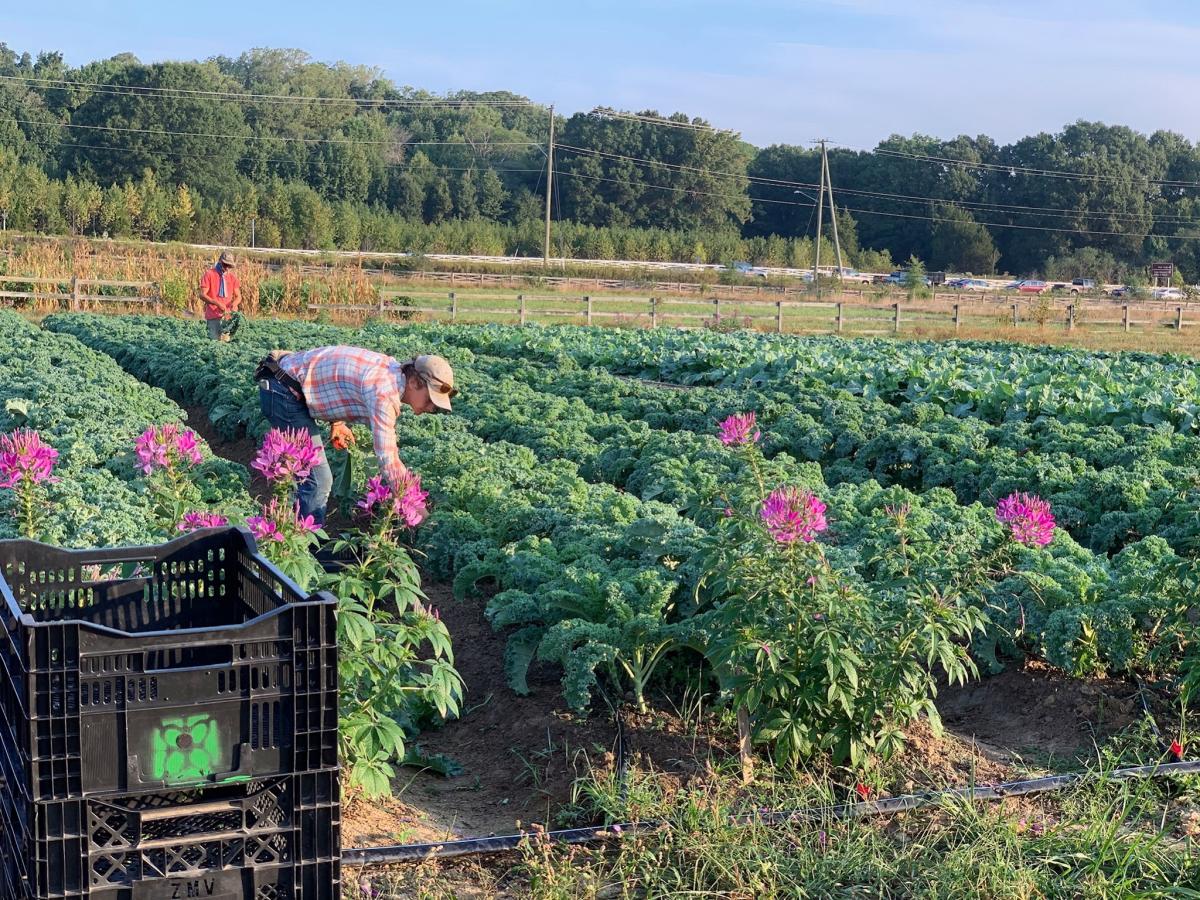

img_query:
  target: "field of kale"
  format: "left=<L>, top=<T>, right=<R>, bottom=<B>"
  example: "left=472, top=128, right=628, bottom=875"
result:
left=10, top=312, right=1200, bottom=895
left=44, top=314, right=1200, bottom=685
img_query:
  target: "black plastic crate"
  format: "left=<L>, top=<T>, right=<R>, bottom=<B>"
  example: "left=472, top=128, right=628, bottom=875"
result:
left=0, top=528, right=339, bottom=805
left=0, top=770, right=340, bottom=898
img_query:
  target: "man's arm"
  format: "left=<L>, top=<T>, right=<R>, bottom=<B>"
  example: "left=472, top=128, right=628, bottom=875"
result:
left=367, top=391, right=408, bottom=486
left=199, top=271, right=228, bottom=314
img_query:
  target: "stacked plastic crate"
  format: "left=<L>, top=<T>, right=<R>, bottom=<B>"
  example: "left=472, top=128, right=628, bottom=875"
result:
left=0, top=528, right=340, bottom=899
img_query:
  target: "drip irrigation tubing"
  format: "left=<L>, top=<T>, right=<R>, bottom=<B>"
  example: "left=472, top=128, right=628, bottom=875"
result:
left=342, top=757, right=1200, bottom=866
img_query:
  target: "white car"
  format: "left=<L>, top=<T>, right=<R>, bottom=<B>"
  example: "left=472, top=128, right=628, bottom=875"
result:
left=1152, top=287, right=1184, bottom=300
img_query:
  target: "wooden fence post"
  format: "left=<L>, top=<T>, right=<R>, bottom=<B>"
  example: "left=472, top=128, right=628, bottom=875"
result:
left=650, top=296, right=658, bottom=328
left=1177, top=305, right=1184, bottom=331
left=71, top=275, right=80, bottom=311
left=449, top=291, right=457, bottom=322
left=585, top=295, right=593, bottom=326
left=518, top=293, right=526, bottom=326
left=713, top=296, right=721, bottom=322
left=154, top=282, right=162, bottom=315
left=1011, top=303, right=1019, bottom=327
left=954, top=303, right=961, bottom=331
left=775, top=299, right=783, bottom=334
left=1067, top=303, right=1075, bottom=331
left=893, top=302, right=901, bottom=333
left=378, top=290, right=385, bottom=317
left=836, top=301, right=844, bottom=333
left=1123, top=304, right=1130, bottom=332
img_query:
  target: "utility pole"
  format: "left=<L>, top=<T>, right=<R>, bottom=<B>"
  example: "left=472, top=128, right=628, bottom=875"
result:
left=822, top=141, right=844, bottom=275
left=250, top=218, right=256, bottom=248
left=813, top=141, right=826, bottom=301
left=543, top=104, right=555, bottom=266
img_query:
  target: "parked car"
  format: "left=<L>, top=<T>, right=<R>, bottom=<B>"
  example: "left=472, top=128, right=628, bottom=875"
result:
left=957, top=279, right=992, bottom=292
left=883, top=271, right=931, bottom=286
left=1070, top=278, right=1096, bottom=294
left=730, top=261, right=768, bottom=278
left=1014, top=280, right=1050, bottom=294
left=946, top=277, right=970, bottom=288
left=833, top=267, right=872, bottom=284
left=1152, top=287, right=1184, bottom=300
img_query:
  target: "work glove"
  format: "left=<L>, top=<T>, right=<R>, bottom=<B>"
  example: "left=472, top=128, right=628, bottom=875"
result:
left=330, top=421, right=356, bottom=451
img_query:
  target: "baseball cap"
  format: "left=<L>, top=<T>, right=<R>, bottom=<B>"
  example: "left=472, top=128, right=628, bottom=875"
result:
left=414, top=354, right=456, bottom=411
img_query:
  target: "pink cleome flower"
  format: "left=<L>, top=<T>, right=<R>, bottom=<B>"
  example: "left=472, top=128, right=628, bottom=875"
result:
left=135, top=424, right=203, bottom=475
left=995, top=492, right=1056, bottom=547
left=246, top=514, right=284, bottom=543
left=0, top=429, right=59, bottom=488
left=357, top=472, right=429, bottom=527
left=718, top=412, right=761, bottom=447
left=760, top=486, right=828, bottom=544
left=177, top=511, right=229, bottom=532
left=252, top=428, right=320, bottom=485
left=247, top=497, right=321, bottom=543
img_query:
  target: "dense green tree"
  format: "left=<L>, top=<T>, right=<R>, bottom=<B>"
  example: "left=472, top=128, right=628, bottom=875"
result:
left=929, top=203, right=997, bottom=273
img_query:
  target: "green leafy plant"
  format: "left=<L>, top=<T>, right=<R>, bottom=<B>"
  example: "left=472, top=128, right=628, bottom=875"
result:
left=697, top=413, right=987, bottom=768
left=324, top=489, right=463, bottom=798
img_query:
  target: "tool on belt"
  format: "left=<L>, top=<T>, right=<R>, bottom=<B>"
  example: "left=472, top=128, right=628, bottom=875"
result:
left=254, top=351, right=305, bottom=401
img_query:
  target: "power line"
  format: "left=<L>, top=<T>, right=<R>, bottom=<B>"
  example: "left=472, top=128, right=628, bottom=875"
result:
left=555, top=168, right=1200, bottom=243
left=0, top=74, right=539, bottom=109
left=754, top=179, right=1200, bottom=227
left=6, top=117, right=541, bottom=149
left=554, top=142, right=761, bottom=183
left=852, top=144, right=1200, bottom=189
left=558, top=142, right=1200, bottom=226
left=2, top=133, right=545, bottom=176
left=588, top=107, right=736, bottom=134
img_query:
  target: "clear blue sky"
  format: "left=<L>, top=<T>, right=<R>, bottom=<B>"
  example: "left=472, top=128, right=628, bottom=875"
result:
left=6, top=0, right=1200, bottom=148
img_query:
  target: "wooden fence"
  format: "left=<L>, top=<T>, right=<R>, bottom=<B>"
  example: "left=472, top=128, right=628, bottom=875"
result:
left=309, top=289, right=1197, bottom=336
left=0, top=275, right=161, bottom=311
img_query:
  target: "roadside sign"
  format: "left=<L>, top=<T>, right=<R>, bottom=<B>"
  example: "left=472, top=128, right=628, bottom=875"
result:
left=1151, top=262, right=1174, bottom=278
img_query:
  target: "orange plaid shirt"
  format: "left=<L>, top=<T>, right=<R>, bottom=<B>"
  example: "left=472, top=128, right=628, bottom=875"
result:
left=279, top=347, right=408, bottom=486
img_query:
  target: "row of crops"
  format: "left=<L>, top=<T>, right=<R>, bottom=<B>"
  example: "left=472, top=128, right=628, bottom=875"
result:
left=0, top=310, right=250, bottom=546
left=40, top=314, right=1200, bottom=730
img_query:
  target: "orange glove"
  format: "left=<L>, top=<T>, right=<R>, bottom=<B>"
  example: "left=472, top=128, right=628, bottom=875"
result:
left=330, top=421, right=356, bottom=451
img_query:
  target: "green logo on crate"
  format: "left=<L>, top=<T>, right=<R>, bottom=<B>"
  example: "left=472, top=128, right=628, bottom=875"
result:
left=149, top=714, right=222, bottom=784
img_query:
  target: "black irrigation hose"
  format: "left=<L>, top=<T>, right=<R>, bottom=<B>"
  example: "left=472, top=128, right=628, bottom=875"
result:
left=343, top=758, right=1200, bottom=866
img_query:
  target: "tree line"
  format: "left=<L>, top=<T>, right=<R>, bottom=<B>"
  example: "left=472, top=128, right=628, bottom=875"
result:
left=2, top=45, right=1199, bottom=280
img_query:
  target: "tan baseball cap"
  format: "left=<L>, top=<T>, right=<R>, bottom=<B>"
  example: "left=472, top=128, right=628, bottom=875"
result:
left=414, top=354, right=456, bottom=411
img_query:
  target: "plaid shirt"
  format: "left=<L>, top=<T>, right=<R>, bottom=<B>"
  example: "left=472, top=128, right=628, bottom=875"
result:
left=279, top=347, right=408, bottom=486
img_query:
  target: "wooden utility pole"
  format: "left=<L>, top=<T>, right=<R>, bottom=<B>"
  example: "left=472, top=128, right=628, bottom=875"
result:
left=814, top=143, right=826, bottom=302
left=822, top=141, right=844, bottom=275
left=543, top=105, right=555, bottom=266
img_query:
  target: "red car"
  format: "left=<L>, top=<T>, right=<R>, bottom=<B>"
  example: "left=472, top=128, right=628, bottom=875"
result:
left=1015, top=280, right=1050, bottom=294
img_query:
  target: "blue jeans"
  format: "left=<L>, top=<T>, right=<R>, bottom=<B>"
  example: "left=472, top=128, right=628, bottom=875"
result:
left=258, top=379, right=333, bottom=526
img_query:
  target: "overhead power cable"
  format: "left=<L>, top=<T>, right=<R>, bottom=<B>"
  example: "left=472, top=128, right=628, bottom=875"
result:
left=554, top=168, right=1200, bottom=242
left=7, top=133, right=545, bottom=176
left=7, top=117, right=540, bottom=149
left=588, top=107, right=736, bottom=134
left=845, top=143, right=1200, bottom=189
left=0, top=74, right=539, bottom=109
left=559, top=143, right=1200, bottom=225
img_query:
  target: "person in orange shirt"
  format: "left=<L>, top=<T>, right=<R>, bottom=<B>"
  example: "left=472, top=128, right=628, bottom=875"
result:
left=200, top=251, right=241, bottom=342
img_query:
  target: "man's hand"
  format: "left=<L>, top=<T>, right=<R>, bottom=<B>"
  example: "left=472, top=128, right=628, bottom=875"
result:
left=330, top=421, right=356, bottom=451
